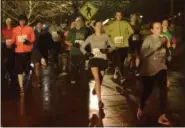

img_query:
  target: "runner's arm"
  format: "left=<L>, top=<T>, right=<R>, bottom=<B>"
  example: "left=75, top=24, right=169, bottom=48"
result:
left=140, top=37, right=158, bottom=58
left=106, top=35, right=116, bottom=52
left=80, top=36, right=91, bottom=54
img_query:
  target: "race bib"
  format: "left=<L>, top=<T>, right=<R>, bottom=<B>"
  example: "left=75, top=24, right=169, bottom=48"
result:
left=114, top=36, right=123, bottom=44
left=132, top=35, right=139, bottom=41
left=92, top=48, right=106, bottom=59
left=75, top=40, right=84, bottom=45
left=17, top=35, right=27, bottom=43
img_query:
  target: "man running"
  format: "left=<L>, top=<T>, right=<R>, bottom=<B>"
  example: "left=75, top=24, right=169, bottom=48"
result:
left=8, top=15, right=35, bottom=94
left=106, top=11, right=134, bottom=84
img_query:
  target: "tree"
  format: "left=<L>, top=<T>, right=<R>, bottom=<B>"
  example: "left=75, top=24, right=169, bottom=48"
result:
left=2, top=0, right=74, bottom=25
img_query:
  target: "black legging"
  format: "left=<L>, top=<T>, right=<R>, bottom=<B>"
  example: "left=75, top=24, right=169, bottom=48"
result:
left=111, top=47, right=128, bottom=76
left=70, top=55, right=85, bottom=82
left=140, top=70, right=167, bottom=114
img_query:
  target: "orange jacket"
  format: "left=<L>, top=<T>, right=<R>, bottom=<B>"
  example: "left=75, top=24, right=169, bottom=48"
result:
left=12, top=25, right=35, bottom=53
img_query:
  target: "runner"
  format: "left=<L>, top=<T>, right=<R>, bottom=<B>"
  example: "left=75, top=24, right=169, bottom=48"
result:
left=37, top=25, right=53, bottom=71
left=31, top=21, right=45, bottom=87
left=8, top=15, right=35, bottom=94
left=59, top=21, right=76, bottom=76
left=128, top=13, right=142, bottom=76
left=2, top=18, right=15, bottom=85
left=81, top=21, right=115, bottom=109
left=49, top=20, right=62, bottom=69
left=138, top=22, right=170, bottom=125
left=161, top=19, right=177, bottom=88
left=106, top=11, right=134, bottom=84
left=66, top=17, right=88, bottom=84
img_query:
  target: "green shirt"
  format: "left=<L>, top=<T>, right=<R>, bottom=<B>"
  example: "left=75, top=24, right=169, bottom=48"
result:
left=66, top=27, right=88, bottom=55
left=106, top=21, right=134, bottom=48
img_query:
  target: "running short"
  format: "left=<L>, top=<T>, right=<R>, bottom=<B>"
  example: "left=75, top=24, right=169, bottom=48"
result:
left=15, top=52, right=31, bottom=74
left=129, top=42, right=142, bottom=54
left=89, top=58, right=108, bottom=71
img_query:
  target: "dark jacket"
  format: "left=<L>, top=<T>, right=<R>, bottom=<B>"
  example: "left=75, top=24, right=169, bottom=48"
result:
left=37, top=30, right=54, bottom=60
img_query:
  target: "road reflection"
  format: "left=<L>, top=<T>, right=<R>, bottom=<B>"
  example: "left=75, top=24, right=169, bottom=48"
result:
left=88, top=80, right=105, bottom=127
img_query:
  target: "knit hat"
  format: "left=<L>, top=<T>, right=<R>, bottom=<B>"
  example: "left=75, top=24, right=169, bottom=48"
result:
left=18, top=15, right=27, bottom=21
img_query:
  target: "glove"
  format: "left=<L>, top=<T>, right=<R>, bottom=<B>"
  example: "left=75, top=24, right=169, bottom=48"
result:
left=100, top=49, right=108, bottom=54
left=85, top=52, right=94, bottom=60
left=23, top=39, right=30, bottom=45
left=73, top=43, right=80, bottom=48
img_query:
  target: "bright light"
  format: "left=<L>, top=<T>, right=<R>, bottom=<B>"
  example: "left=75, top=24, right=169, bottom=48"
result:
left=103, top=19, right=109, bottom=25
left=43, top=24, right=46, bottom=28
left=140, top=15, right=143, bottom=18
left=178, top=12, right=181, bottom=16
left=30, top=63, right=34, bottom=68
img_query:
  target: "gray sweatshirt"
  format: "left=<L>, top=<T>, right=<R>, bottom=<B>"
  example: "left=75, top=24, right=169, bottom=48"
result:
left=140, top=35, right=167, bottom=76
left=80, top=33, right=115, bottom=59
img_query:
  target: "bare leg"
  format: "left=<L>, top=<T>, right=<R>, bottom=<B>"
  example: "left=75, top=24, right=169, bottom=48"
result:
left=34, top=62, right=41, bottom=86
left=91, top=67, right=101, bottom=101
left=18, top=74, right=24, bottom=93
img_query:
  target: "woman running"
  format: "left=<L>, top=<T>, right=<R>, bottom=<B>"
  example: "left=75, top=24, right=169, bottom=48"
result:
left=80, top=21, right=115, bottom=108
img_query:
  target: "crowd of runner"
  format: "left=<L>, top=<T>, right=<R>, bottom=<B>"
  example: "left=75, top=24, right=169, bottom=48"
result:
left=2, top=11, right=177, bottom=125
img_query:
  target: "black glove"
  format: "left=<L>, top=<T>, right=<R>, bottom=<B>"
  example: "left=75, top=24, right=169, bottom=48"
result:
left=23, top=39, right=30, bottom=45
left=73, top=43, right=80, bottom=48
left=100, top=49, right=108, bottom=54
left=85, top=52, right=94, bottom=60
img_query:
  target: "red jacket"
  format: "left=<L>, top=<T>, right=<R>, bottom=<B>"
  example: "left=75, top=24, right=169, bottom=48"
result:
left=12, top=25, right=35, bottom=53
left=2, top=27, right=13, bottom=40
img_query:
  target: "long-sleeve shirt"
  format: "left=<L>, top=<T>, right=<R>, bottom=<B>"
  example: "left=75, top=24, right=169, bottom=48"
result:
left=66, top=27, right=88, bottom=55
left=140, top=35, right=167, bottom=76
left=80, top=33, right=115, bottom=59
left=12, top=25, right=35, bottom=53
left=2, top=27, right=13, bottom=40
left=106, top=21, right=134, bottom=48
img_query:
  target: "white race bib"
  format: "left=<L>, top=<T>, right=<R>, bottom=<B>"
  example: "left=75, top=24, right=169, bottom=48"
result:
left=17, top=35, right=27, bottom=43
left=92, top=48, right=106, bottom=59
left=132, top=35, right=139, bottom=41
left=75, top=40, right=84, bottom=45
left=114, top=36, right=123, bottom=44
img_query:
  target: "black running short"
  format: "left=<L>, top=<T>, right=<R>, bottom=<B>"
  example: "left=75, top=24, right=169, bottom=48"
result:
left=15, top=52, right=31, bottom=74
left=89, top=58, right=108, bottom=71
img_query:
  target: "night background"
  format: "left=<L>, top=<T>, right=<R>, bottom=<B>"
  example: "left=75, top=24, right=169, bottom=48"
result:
left=1, top=0, right=185, bottom=127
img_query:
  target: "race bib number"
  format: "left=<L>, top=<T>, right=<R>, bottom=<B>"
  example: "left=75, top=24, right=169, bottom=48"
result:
left=114, top=36, right=123, bottom=44
left=17, top=35, right=27, bottom=43
left=75, top=40, right=84, bottom=45
left=92, top=48, right=106, bottom=59
left=132, top=35, right=139, bottom=41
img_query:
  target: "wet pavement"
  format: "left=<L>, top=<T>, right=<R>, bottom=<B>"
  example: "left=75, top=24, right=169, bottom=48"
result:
left=1, top=43, right=185, bottom=127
